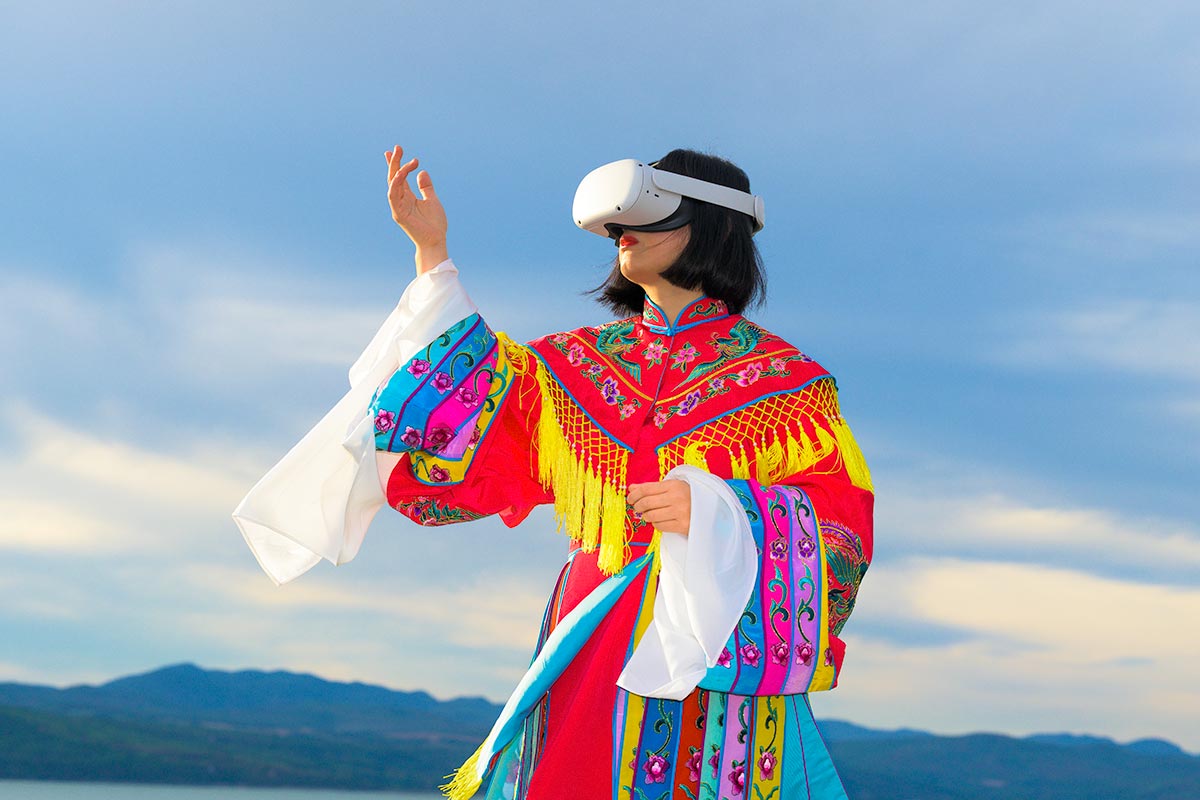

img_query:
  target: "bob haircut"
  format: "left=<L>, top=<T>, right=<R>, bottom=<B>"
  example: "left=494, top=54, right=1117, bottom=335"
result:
left=590, top=148, right=766, bottom=317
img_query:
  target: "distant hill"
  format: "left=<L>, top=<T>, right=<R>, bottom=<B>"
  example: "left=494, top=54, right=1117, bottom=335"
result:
left=1, top=663, right=1197, bottom=798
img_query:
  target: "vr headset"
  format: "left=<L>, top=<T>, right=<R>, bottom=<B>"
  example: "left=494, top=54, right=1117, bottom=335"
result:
left=572, top=158, right=766, bottom=241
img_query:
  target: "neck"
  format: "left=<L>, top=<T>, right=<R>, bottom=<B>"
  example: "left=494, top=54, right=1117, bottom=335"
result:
left=643, top=281, right=704, bottom=325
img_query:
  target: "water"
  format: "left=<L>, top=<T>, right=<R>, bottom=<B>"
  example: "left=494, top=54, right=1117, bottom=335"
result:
left=0, top=783, right=443, bottom=800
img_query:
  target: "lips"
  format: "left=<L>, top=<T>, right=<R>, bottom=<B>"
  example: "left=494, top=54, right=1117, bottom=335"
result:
left=619, top=234, right=639, bottom=247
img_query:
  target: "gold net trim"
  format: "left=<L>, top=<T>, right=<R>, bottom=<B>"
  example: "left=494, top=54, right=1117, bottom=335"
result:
left=503, top=335, right=631, bottom=574
left=658, top=378, right=873, bottom=492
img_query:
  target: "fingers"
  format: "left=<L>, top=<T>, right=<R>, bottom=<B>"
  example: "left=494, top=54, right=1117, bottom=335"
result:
left=626, top=481, right=671, bottom=505
left=416, top=169, right=436, bottom=201
left=385, top=145, right=404, bottom=183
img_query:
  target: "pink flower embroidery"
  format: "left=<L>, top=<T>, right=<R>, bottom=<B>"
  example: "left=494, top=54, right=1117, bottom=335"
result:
left=468, top=426, right=482, bottom=448
left=671, top=343, right=699, bottom=367
left=653, top=407, right=669, bottom=428
left=619, top=402, right=638, bottom=420
left=769, top=642, right=790, bottom=666
left=770, top=357, right=788, bottom=372
left=551, top=333, right=569, bottom=343
left=432, top=371, right=454, bottom=393
left=729, top=761, right=746, bottom=795
left=641, top=754, right=669, bottom=784
left=824, top=646, right=834, bottom=666
left=455, top=385, right=480, bottom=408
left=642, top=339, right=666, bottom=362
left=734, top=361, right=763, bottom=387
left=758, top=750, right=777, bottom=781
left=425, top=424, right=455, bottom=452
left=686, top=750, right=703, bottom=782
left=709, top=748, right=721, bottom=778
left=374, top=409, right=396, bottom=433
left=567, top=343, right=585, bottom=365
left=796, top=642, right=814, bottom=666
left=739, top=643, right=761, bottom=668
left=400, top=426, right=423, bottom=449
left=429, top=465, right=450, bottom=482
left=717, top=647, right=733, bottom=668
left=407, top=358, right=431, bottom=377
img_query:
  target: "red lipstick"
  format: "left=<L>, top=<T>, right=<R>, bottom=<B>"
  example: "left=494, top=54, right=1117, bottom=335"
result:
left=619, top=234, right=639, bottom=247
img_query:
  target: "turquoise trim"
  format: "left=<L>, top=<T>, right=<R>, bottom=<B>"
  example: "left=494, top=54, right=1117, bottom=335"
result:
left=642, top=295, right=730, bottom=335
left=475, top=553, right=653, bottom=786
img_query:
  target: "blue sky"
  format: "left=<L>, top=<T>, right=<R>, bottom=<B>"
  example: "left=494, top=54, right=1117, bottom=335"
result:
left=2, top=1, right=1198, bottom=752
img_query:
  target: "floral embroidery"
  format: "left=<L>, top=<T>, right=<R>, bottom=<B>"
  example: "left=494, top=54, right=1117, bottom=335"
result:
left=431, top=371, right=454, bottom=393
left=425, top=424, right=455, bottom=453
left=374, top=409, right=396, bottom=433
left=566, top=343, right=584, bottom=365
left=550, top=332, right=569, bottom=343
left=769, top=642, right=789, bottom=666
left=769, top=537, right=788, bottom=560
left=400, top=426, right=422, bottom=449
left=601, top=376, right=619, bottom=404
left=824, top=647, right=834, bottom=666
left=407, top=358, right=431, bottom=377
left=455, top=385, right=480, bottom=408
left=717, top=648, right=733, bottom=668
left=641, top=753, right=669, bottom=784
left=728, top=759, right=746, bottom=796
left=642, top=338, right=666, bottom=365
left=739, top=642, right=761, bottom=668
left=653, top=354, right=811, bottom=428
left=653, top=407, right=669, bottom=427
left=708, top=747, right=721, bottom=778
left=670, top=342, right=699, bottom=369
left=429, top=464, right=450, bottom=482
left=678, top=389, right=703, bottom=416
left=467, top=425, right=482, bottom=449
left=796, top=642, right=814, bottom=666
left=686, top=749, right=702, bottom=782
left=734, top=361, right=763, bottom=387
left=618, top=402, right=638, bottom=420
left=758, top=749, right=778, bottom=781
left=797, top=535, right=816, bottom=559
left=393, top=496, right=487, bottom=525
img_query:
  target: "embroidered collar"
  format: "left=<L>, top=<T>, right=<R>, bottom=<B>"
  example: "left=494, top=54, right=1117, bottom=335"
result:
left=642, top=295, right=731, bottom=335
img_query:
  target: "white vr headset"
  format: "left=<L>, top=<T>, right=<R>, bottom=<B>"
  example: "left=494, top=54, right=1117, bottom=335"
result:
left=572, top=158, right=765, bottom=241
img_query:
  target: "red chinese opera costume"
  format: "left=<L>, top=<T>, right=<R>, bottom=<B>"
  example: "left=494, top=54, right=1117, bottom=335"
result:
left=234, top=261, right=874, bottom=800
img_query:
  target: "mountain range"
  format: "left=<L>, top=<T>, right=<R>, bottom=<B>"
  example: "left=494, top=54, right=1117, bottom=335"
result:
left=1, top=663, right=1197, bottom=798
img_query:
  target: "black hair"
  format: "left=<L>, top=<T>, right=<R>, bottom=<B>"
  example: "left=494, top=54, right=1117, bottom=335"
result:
left=589, top=148, right=766, bottom=316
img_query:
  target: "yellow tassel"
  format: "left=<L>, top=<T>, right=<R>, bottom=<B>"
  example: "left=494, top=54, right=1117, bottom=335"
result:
left=439, top=742, right=485, bottom=800
left=830, top=418, right=874, bottom=492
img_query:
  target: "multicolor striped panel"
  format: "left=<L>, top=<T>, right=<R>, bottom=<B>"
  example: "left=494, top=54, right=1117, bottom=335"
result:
left=697, top=481, right=836, bottom=696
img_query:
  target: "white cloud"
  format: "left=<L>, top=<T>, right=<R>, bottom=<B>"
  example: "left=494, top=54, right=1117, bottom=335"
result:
left=880, top=485, right=1200, bottom=585
left=821, top=555, right=1200, bottom=752
left=999, top=299, right=1200, bottom=382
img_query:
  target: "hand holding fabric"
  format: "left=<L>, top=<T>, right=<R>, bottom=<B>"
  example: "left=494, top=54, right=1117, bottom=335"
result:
left=626, top=479, right=691, bottom=536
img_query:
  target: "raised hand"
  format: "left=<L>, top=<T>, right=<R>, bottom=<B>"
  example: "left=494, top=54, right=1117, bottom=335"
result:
left=385, top=144, right=449, bottom=274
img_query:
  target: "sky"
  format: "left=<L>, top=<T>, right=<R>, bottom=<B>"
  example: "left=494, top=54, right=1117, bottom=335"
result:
left=2, top=1, right=1198, bottom=752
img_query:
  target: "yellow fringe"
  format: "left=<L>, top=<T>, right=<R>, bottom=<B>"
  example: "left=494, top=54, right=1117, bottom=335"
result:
left=438, top=741, right=484, bottom=800
left=830, top=417, right=874, bottom=492
left=507, top=336, right=630, bottom=575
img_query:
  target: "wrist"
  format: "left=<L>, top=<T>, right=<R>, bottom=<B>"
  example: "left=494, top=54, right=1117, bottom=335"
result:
left=414, top=242, right=449, bottom=275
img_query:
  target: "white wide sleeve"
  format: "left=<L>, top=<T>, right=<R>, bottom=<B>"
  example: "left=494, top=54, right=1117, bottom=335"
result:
left=616, top=465, right=758, bottom=700
left=232, top=259, right=476, bottom=585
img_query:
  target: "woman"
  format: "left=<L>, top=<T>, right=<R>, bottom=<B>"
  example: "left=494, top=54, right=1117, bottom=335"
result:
left=234, top=146, right=874, bottom=800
